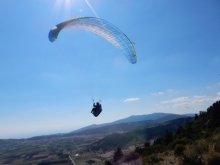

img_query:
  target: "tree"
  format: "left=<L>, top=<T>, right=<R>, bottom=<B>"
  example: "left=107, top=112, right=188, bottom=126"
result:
left=113, top=147, right=123, bottom=162
left=104, top=160, right=112, bottom=165
left=210, top=101, right=220, bottom=128
left=194, top=114, right=199, bottom=120
left=164, top=130, right=173, bottom=145
left=144, top=142, right=150, bottom=147
left=153, top=138, right=162, bottom=145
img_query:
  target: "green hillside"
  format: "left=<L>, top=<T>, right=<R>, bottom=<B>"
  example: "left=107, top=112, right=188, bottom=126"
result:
left=110, top=100, right=220, bottom=165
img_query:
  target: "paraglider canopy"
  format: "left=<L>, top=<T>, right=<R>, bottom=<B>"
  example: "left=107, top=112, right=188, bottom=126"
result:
left=48, top=17, right=137, bottom=64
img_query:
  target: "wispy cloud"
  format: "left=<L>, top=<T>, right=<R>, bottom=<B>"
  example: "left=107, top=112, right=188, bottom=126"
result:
left=151, top=92, right=164, bottom=96
left=151, top=89, right=177, bottom=96
left=167, top=89, right=174, bottom=92
left=124, top=98, right=139, bottom=102
left=161, top=92, right=220, bottom=108
left=162, top=97, right=189, bottom=104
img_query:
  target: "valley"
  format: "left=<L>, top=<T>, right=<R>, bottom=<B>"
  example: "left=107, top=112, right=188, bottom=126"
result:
left=0, top=113, right=193, bottom=165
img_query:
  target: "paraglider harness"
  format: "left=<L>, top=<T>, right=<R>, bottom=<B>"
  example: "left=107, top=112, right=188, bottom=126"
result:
left=91, top=100, right=102, bottom=117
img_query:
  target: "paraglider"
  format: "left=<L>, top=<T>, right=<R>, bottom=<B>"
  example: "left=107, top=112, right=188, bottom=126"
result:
left=91, top=102, right=102, bottom=117
left=48, top=17, right=137, bottom=117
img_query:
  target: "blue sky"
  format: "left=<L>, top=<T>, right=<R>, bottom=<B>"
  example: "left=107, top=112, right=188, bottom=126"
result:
left=0, top=0, right=220, bottom=139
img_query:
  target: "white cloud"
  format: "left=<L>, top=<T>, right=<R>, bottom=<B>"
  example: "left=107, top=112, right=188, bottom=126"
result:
left=124, top=98, right=139, bottom=102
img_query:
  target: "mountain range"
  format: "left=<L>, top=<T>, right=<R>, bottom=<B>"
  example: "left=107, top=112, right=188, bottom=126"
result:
left=69, top=113, right=195, bottom=134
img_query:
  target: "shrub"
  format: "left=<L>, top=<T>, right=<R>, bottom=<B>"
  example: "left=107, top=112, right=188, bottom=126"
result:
left=197, top=139, right=209, bottom=153
left=149, top=154, right=160, bottom=164
left=142, top=154, right=160, bottom=165
left=213, top=131, right=220, bottom=152
left=184, top=144, right=202, bottom=155
left=169, top=139, right=191, bottom=149
left=174, top=144, right=186, bottom=156
left=208, top=154, right=220, bottom=165
left=104, top=160, right=112, bottom=165
left=213, top=127, right=220, bottom=136
left=85, top=159, right=95, bottom=164
left=122, top=152, right=139, bottom=162
left=180, top=154, right=203, bottom=165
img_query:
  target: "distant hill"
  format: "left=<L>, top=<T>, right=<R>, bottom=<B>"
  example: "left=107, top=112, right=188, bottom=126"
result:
left=70, top=113, right=194, bottom=133
left=66, top=114, right=194, bottom=137
left=153, top=114, right=192, bottom=123
left=66, top=120, right=157, bottom=136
